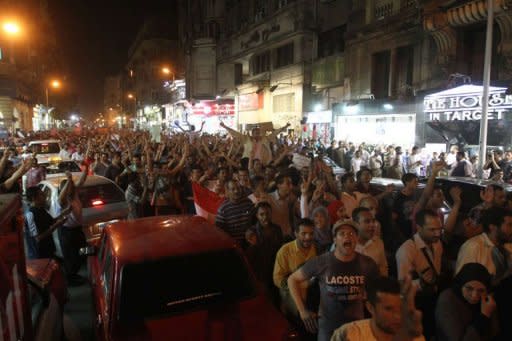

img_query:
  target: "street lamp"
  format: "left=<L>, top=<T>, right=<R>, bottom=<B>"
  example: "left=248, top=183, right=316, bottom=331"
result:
left=46, top=79, right=61, bottom=107
left=2, top=21, right=21, bottom=64
left=161, top=66, right=175, bottom=82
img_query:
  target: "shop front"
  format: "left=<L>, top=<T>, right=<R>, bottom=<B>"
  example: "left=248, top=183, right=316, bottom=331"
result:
left=186, top=99, right=235, bottom=133
left=333, top=100, right=417, bottom=147
left=422, top=84, right=512, bottom=152
left=304, top=110, right=332, bottom=143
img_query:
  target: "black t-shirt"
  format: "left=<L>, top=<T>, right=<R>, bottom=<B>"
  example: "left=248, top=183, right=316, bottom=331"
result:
left=300, top=252, right=379, bottom=334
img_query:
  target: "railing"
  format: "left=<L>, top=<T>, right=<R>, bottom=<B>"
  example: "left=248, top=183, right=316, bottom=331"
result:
left=375, top=0, right=394, bottom=20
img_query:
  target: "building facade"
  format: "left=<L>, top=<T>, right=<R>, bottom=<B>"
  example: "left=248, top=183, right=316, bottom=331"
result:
left=0, top=0, right=60, bottom=132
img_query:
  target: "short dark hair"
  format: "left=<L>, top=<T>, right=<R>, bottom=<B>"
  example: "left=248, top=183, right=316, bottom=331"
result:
left=401, top=173, right=418, bottom=185
left=366, top=276, right=400, bottom=305
left=352, top=207, right=371, bottom=222
left=26, top=186, right=41, bottom=202
left=251, top=175, right=265, bottom=189
left=356, top=168, right=371, bottom=181
left=275, top=174, right=291, bottom=186
left=415, top=209, right=440, bottom=228
left=341, top=172, right=354, bottom=185
left=294, top=218, right=314, bottom=232
left=255, top=201, right=272, bottom=213
left=481, top=207, right=512, bottom=233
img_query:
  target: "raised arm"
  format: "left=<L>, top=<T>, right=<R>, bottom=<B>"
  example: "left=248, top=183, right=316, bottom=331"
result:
left=75, top=163, right=89, bottom=188
left=414, top=161, right=444, bottom=212
left=1, top=159, right=31, bottom=191
left=219, top=121, right=244, bottom=139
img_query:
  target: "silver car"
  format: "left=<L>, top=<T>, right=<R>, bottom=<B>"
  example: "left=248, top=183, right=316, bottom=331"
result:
left=38, top=175, right=129, bottom=226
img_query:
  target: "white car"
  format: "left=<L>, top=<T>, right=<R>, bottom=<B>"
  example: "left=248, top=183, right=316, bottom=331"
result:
left=38, top=175, right=129, bottom=227
left=28, top=140, right=62, bottom=164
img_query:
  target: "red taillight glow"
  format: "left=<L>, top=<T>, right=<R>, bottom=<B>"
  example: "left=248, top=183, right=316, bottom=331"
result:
left=91, top=199, right=104, bottom=206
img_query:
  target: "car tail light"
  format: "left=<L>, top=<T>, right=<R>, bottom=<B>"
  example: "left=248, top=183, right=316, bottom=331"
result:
left=91, top=199, right=104, bottom=206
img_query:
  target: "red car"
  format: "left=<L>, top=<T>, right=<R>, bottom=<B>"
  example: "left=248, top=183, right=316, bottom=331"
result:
left=84, top=215, right=298, bottom=341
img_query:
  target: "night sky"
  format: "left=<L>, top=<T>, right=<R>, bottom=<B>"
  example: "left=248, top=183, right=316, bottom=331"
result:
left=48, top=0, right=176, bottom=118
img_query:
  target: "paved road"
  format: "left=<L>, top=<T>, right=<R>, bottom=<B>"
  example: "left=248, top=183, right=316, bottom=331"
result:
left=64, top=266, right=95, bottom=341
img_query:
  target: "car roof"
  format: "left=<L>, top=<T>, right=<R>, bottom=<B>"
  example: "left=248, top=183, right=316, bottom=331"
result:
left=106, top=215, right=237, bottom=263
left=435, top=176, right=512, bottom=192
left=28, top=140, right=60, bottom=144
left=41, top=174, right=115, bottom=188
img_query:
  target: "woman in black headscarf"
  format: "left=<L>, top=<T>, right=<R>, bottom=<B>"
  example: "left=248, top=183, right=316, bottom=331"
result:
left=435, top=263, right=497, bottom=341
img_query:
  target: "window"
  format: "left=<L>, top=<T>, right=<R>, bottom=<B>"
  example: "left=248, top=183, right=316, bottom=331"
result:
left=273, top=93, right=295, bottom=112
left=251, top=51, right=270, bottom=75
left=371, top=50, right=391, bottom=99
left=118, top=249, right=256, bottom=321
left=77, top=183, right=125, bottom=208
left=275, top=43, right=294, bottom=68
left=29, top=142, right=60, bottom=154
left=318, top=25, right=346, bottom=58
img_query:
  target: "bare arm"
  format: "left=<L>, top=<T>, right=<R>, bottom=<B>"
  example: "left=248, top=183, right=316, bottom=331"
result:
left=75, top=164, right=89, bottom=188
left=414, top=161, right=444, bottom=212
left=444, top=187, right=462, bottom=235
left=220, top=121, right=244, bottom=139
left=287, top=269, right=318, bottom=333
left=2, top=159, right=31, bottom=191
left=0, top=151, right=9, bottom=176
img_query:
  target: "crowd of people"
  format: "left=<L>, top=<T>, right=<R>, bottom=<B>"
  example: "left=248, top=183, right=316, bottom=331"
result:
left=1, top=125, right=512, bottom=340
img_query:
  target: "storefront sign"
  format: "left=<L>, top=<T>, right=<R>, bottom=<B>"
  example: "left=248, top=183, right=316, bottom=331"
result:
left=424, top=85, right=512, bottom=121
left=239, top=93, right=260, bottom=111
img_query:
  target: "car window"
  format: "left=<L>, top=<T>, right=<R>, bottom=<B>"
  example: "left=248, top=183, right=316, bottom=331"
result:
left=30, top=143, right=60, bottom=154
left=78, top=183, right=125, bottom=208
left=436, top=179, right=483, bottom=213
left=118, top=249, right=256, bottom=321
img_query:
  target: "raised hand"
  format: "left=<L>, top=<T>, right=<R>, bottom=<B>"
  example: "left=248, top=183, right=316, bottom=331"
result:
left=449, top=186, right=462, bottom=204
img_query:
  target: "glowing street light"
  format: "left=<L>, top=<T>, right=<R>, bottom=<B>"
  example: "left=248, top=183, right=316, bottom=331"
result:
left=127, top=93, right=135, bottom=99
left=50, top=79, right=61, bottom=89
left=2, top=22, right=20, bottom=35
left=162, top=67, right=171, bottom=75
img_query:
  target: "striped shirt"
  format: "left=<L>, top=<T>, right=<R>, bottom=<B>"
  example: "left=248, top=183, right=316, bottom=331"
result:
left=215, top=198, right=254, bottom=242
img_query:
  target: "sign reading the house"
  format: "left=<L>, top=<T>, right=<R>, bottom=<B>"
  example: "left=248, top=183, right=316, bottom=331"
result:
left=424, top=85, right=512, bottom=121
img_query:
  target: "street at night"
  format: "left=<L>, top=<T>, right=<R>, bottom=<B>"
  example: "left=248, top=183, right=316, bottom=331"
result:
left=1, top=1, right=512, bottom=341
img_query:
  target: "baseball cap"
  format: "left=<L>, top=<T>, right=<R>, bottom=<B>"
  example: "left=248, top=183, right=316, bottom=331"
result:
left=332, top=219, right=359, bottom=236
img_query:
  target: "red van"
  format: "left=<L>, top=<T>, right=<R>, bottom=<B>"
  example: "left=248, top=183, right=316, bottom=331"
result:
left=84, top=215, right=298, bottom=341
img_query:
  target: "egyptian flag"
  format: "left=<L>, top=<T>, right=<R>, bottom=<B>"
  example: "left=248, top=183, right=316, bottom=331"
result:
left=192, top=182, right=225, bottom=224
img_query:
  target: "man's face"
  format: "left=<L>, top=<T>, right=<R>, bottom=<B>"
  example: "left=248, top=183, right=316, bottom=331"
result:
left=295, top=225, right=314, bottom=249
left=343, top=176, right=356, bottom=192
left=497, top=216, right=512, bottom=244
left=360, top=199, right=378, bottom=218
left=418, top=215, right=443, bottom=244
left=334, top=225, right=357, bottom=256
left=277, top=176, right=293, bottom=196
left=256, top=206, right=271, bottom=226
left=494, top=189, right=506, bottom=207
left=218, top=169, right=228, bottom=181
left=238, top=171, right=250, bottom=187
left=252, top=128, right=261, bottom=138
left=133, top=156, right=142, bottom=167
left=456, top=153, right=463, bottom=162
left=505, top=151, right=512, bottom=161
left=405, top=177, right=418, bottom=190
left=356, top=211, right=376, bottom=241
left=359, top=170, right=372, bottom=184
left=226, top=181, right=242, bottom=202
left=430, top=188, right=445, bottom=208
left=368, top=293, right=402, bottom=334
left=190, top=169, right=202, bottom=182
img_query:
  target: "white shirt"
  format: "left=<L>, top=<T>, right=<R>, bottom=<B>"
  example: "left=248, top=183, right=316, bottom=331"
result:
left=356, top=237, right=388, bottom=276
left=59, top=149, right=71, bottom=160
left=331, top=318, right=425, bottom=341
left=408, top=153, right=422, bottom=175
left=455, top=232, right=512, bottom=276
left=396, top=233, right=443, bottom=289
left=351, top=157, right=363, bottom=173
left=71, top=152, right=84, bottom=162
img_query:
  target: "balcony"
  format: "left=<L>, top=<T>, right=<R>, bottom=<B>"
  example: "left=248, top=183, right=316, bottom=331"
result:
left=374, top=0, right=417, bottom=21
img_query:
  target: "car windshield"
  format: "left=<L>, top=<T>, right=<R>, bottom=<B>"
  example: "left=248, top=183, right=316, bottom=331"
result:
left=118, top=249, right=256, bottom=321
left=78, top=183, right=125, bottom=208
left=30, top=143, right=60, bottom=154
left=43, top=161, right=81, bottom=174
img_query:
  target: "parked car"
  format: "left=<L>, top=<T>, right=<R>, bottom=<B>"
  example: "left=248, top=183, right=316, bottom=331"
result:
left=26, top=259, right=67, bottom=341
left=82, top=215, right=299, bottom=341
left=28, top=140, right=62, bottom=164
left=38, top=175, right=128, bottom=227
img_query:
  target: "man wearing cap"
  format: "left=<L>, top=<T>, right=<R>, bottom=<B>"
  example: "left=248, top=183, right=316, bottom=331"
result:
left=288, top=220, right=379, bottom=341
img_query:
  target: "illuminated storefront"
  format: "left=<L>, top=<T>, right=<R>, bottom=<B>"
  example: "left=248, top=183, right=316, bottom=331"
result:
left=423, top=85, right=512, bottom=149
left=333, top=100, right=417, bottom=147
left=186, top=99, right=236, bottom=133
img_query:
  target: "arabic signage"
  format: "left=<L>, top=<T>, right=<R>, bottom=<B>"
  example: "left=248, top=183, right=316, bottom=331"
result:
left=424, top=85, right=512, bottom=121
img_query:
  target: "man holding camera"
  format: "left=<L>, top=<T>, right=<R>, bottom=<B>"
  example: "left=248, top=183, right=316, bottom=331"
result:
left=395, top=209, right=447, bottom=340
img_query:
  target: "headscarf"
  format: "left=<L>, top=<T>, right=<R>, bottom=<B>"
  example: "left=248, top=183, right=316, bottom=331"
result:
left=453, top=263, right=491, bottom=304
left=327, top=200, right=344, bottom=225
left=311, top=206, right=332, bottom=252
